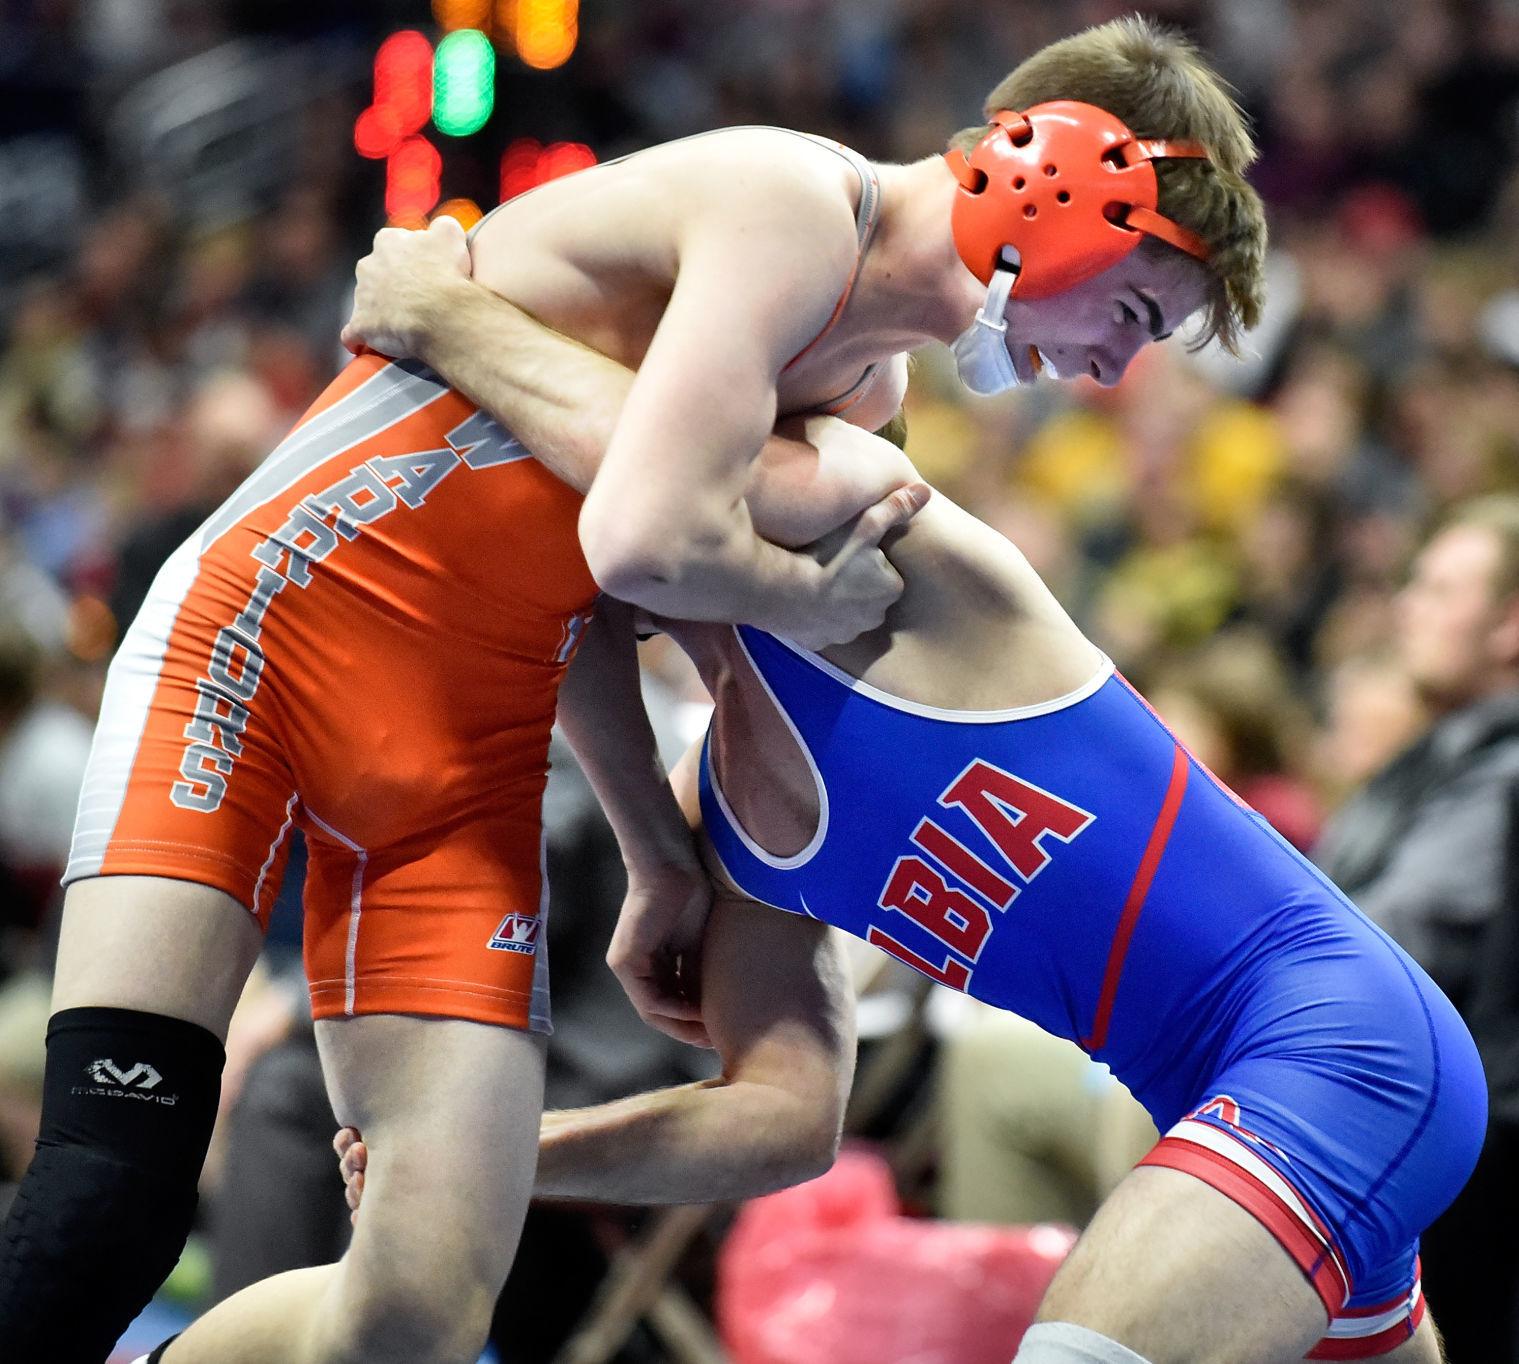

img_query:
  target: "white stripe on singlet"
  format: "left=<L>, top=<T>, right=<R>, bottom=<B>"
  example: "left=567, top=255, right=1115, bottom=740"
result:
left=64, top=537, right=204, bottom=882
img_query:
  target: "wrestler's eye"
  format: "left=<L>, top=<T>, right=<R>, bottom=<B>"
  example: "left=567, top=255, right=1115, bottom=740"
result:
left=1119, top=301, right=1140, bottom=327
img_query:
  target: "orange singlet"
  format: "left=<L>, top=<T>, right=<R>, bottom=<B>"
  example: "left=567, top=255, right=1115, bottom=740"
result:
left=67, top=131, right=884, bottom=1032
left=67, top=355, right=597, bottom=1030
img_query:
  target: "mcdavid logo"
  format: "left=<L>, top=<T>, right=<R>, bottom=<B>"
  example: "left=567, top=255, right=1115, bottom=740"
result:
left=89, top=1059, right=161, bottom=1089
left=488, top=914, right=540, bottom=954
left=73, top=1058, right=178, bottom=1105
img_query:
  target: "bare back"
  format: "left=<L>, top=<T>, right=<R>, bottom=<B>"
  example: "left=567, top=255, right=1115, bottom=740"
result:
left=665, top=497, right=1104, bottom=857
left=468, top=127, right=905, bottom=422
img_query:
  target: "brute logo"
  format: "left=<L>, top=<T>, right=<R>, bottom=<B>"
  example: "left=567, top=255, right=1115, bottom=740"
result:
left=487, top=913, right=541, bottom=955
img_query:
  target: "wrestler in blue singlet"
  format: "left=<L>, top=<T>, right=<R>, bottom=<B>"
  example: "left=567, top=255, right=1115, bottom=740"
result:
left=699, top=625, right=1486, bottom=1358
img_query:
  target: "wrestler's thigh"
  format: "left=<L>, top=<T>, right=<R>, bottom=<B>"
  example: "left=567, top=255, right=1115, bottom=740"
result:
left=313, top=1014, right=546, bottom=1335
left=1376, top=1315, right=1442, bottom=1362
left=51, top=875, right=262, bottom=1041
left=1035, top=1164, right=1325, bottom=1364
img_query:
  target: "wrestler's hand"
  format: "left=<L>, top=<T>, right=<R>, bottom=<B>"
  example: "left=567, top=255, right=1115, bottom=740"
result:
left=334, top=1125, right=367, bottom=1227
left=341, top=216, right=474, bottom=359
left=785, top=480, right=931, bottom=650
left=606, top=859, right=714, bottom=1048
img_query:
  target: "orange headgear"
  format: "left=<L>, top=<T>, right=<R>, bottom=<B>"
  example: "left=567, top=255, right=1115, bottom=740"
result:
left=944, top=101, right=1212, bottom=297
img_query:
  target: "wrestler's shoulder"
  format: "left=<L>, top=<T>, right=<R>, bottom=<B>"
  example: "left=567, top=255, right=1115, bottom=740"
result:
left=647, top=128, right=865, bottom=241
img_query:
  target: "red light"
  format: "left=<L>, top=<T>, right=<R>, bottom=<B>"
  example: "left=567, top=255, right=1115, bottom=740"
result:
left=355, top=30, right=434, bottom=160
left=500, top=137, right=543, bottom=199
left=541, top=140, right=597, bottom=179
left=387, top=136, right=443, bottom=221
left=499, top=138, right=596, bottom=201
left=354, top=106, right=404, bottom=160
left=377, top=31, right=434, bottom=132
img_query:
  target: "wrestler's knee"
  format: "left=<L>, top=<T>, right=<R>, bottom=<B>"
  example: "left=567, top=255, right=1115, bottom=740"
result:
left=325, top=1256, right=498, bottom=1364
left=0, top=1007, right=224, bottom=1355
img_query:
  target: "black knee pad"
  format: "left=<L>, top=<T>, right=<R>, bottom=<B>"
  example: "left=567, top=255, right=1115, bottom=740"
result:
left=0, top=1007, right=224, bottom=1362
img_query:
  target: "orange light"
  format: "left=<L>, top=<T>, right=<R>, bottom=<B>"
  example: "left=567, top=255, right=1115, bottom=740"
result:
left=515, top=0, right=577, bottom=70
left=499, top=138, right=596, bottom=200
left=386, top=135, right=443, bottom=221
left=495, top=0, right=517, bottom=50
left=432, top=0, right=491, bottom=31
left=432, top=197, right=484, bottom=230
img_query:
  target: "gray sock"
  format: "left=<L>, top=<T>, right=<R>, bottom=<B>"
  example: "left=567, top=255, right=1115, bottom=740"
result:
left=1012, top=1322, right=1154, bottom=1364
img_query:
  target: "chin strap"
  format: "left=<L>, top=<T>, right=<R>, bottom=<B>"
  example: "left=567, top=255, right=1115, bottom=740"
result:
left=974, top=251, right=1020, bottom=333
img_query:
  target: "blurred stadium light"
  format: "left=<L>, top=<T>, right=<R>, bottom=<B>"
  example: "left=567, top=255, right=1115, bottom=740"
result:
left=499, top=137, right=597, bottom=200
left=512, top=0, right=579, bottom=71
left=354, top=30, right=435, bottom=159
left=386, top=133, right=445, bottom=223
left=434, top=29, right=497, bottom=137
left=434, top=0, right=493, bottom=30
left=353, top=8, right=591, bottom=224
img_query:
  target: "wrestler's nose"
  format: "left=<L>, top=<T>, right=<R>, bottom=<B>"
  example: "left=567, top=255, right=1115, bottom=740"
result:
left=1087, top=332, right=1145, bottom=387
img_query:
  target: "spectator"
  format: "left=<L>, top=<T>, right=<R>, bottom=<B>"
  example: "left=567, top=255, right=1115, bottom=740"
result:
left=937, top=1005, right=1156, bottom=1231
left=1145, top=629, right=1323, bottom=850
left=1315, top=494, right=1519, bottom=1364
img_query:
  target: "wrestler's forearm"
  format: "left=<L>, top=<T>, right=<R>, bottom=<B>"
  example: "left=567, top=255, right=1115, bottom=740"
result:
left=583, top=499, right=837, bottom=636
left=539, top=903, right=850, bottom=1203
left=557, top=597, right=692, bottom=872
left=411, top=277, right=629, bottom=495
left=535, top=1078, right=834, bottom=1204
left=408, top=278, right=913, bottom=639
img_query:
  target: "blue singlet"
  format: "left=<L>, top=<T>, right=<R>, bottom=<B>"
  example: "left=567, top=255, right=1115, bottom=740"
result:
left=699, top=625, right=1486, bottom=1351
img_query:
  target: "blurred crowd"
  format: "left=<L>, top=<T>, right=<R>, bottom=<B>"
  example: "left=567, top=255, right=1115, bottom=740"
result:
left=3, top=0, right=1519, bottom=1358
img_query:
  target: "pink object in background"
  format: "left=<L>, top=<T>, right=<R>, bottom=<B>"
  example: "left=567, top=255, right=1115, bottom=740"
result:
left=718, top=1149, right=1076, bottom=1364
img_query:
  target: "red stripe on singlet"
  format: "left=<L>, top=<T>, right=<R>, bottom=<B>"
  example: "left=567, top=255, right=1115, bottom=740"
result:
left=1081, top=742, right=1190, bottom=1052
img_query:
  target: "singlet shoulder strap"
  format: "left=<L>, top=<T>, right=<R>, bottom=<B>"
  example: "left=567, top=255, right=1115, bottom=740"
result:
left=780, top=136, right=883, bottom=375
left=807, top=360, right=882, bottom=417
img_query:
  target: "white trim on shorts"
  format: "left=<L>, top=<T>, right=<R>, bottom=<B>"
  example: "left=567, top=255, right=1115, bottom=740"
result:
left=1164, top=1116, right=1352, bottom=1305
left=529, top=828, right=553, bottom=1035
left=65, top=538, right=203, bottom=883
left=304, top=807, right=369, bottom=1016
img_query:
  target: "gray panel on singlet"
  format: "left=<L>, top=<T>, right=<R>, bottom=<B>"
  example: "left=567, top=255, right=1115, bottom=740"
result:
left=197, top=358, right=447, bottom=554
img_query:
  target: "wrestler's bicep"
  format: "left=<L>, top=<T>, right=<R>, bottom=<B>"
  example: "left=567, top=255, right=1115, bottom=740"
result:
left=670, top=735, right=855, bottom=1101
left=580, top=203, right=856, bottom=562
left=701, top=895, right=857, bottom=1112
left=743, top=408, right=917, bottom=550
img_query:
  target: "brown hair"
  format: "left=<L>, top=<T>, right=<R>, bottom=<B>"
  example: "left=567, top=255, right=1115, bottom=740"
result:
left=1439, top=494, right=1519, bottom=602
left=949, top=17, right=1267, bottom=355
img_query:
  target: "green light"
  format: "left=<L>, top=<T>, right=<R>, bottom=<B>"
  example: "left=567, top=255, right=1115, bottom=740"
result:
left=433, top=29, right=494, bottom=137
